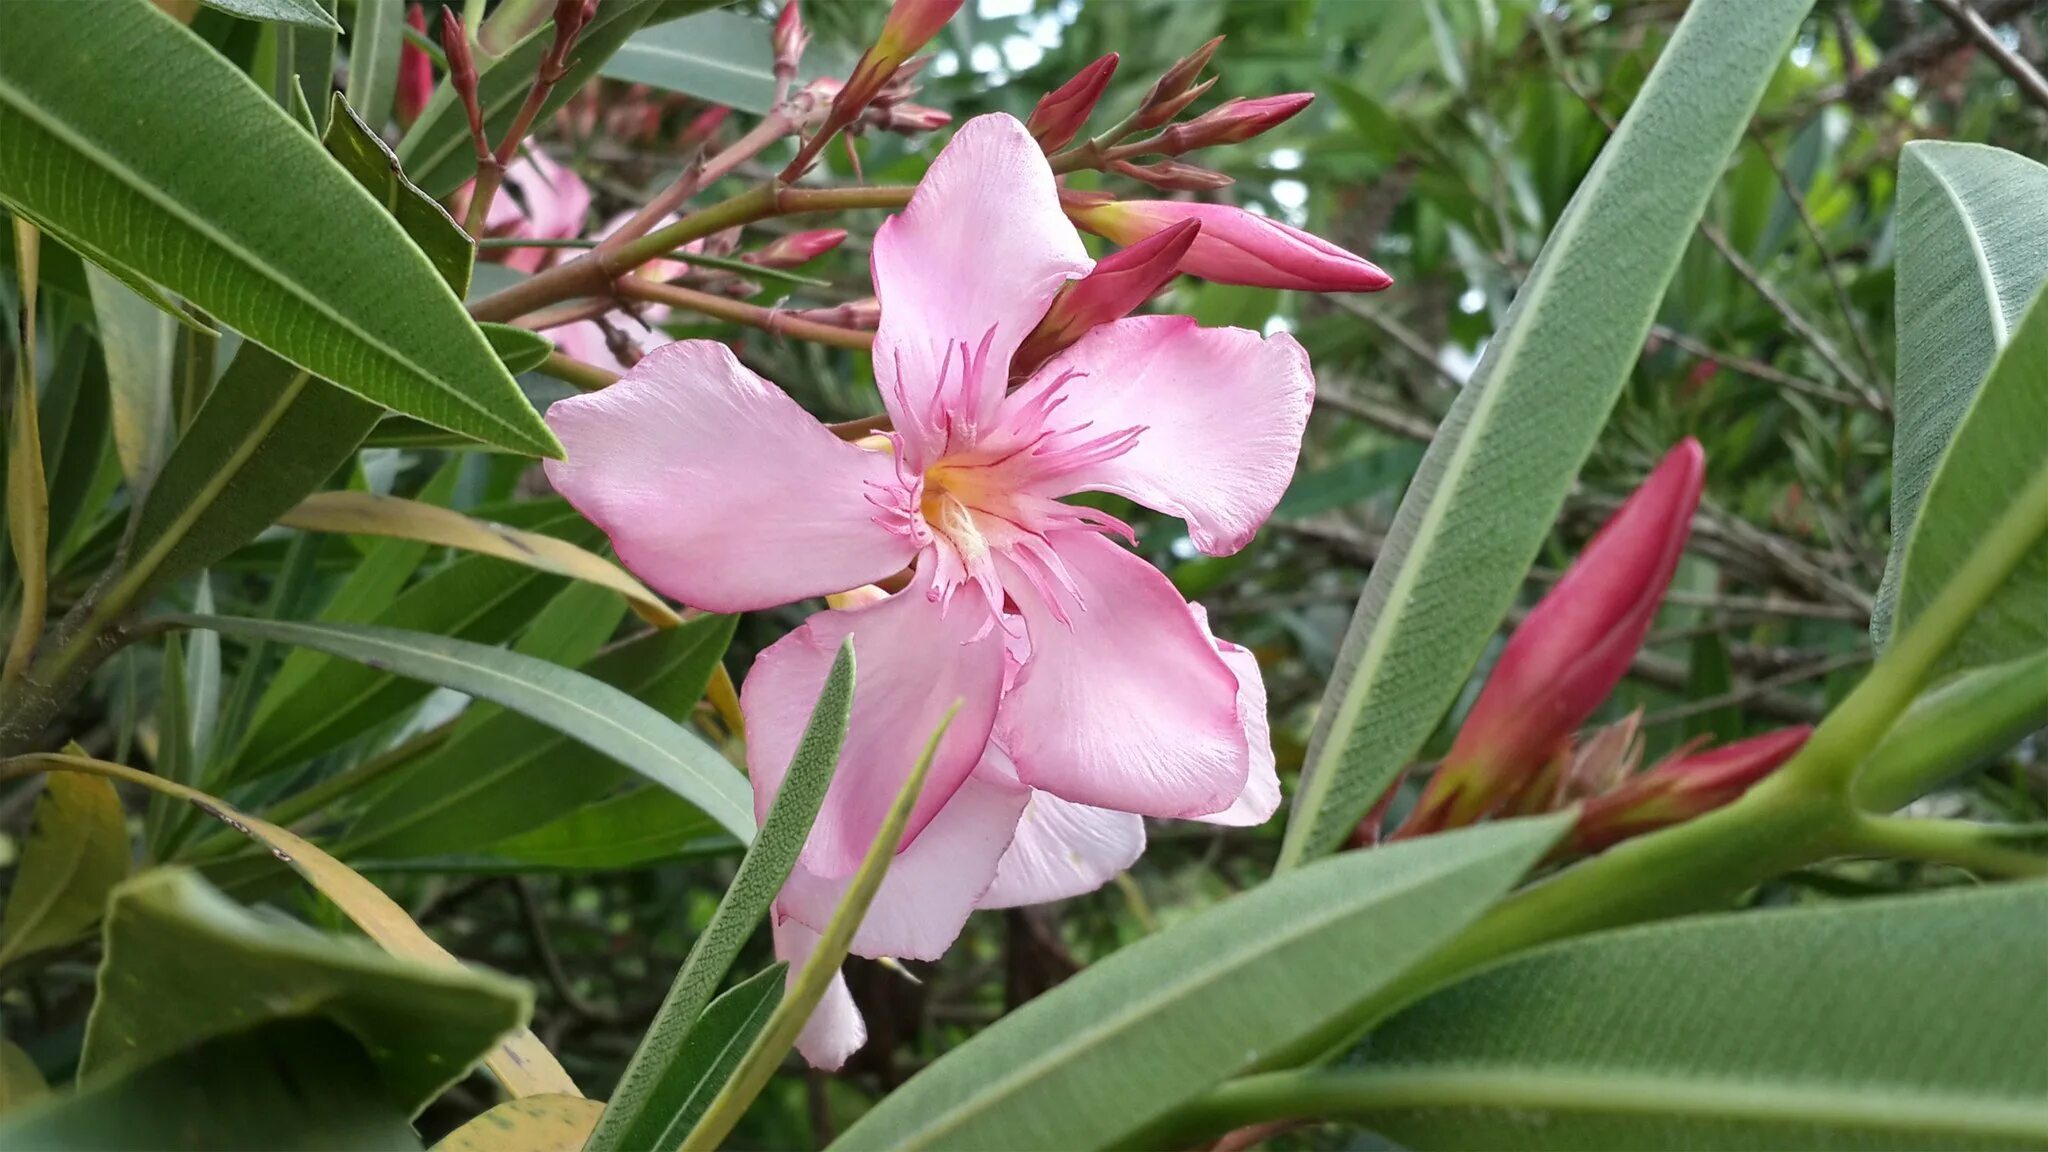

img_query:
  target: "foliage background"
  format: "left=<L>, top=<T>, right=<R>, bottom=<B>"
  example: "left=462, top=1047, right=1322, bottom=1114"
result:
left=6, top=0, right=2048, bottom=1146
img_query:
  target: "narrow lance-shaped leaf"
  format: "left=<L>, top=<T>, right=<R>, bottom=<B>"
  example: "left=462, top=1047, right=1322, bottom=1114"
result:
left=83, top=267, right=175, bottom=499
left=5, top=220, right=47, bottom=687
left=1280, top=0, right=1812, bottom=867
left=199, top=0, right=341, bottom=31
left=1876, top=142, right=2048, bottom=646
left=277, top=490, right=681, bottom=629
left=0, top=0, right=559, bottom=454
left=344, top=0, right=405, bottom=130
left=685, top=704, right=959, bottom=1152
left=0, top=772, right=130, bottom=967
left=79, top=868, right=529, bottom=1116
left=172, top=615, right=756, bottom=841
left=0, top=752, right=579, bottom=1099
left=829, top=814, right=1570, bottom=1152
left=397, top=0, right=684, bottom=197
left=591, top=641, right=854, bottom=1152
left=1331, top=882, right=2048, bottom=1149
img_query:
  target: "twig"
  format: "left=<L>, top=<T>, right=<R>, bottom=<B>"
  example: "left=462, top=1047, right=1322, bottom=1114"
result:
left=1331, top=298, right=1464, bottom=391
left=1766, top=0, right=2042, bottom=128
left=1549, top=55, right=1889, bottom=414
left=1650, top=325, right=1881, bottom=414
left=511, top=877, right=621, bottom=1022
left=616, top=276, right=875, bottom=351
left=1928, top=0, right=2048, bottom=112
left=1748, top=130, right=1888, bottom=389
left=1638, top=650, right=1869, bottom=729
left=1314, top=382, right=1441, bottom=443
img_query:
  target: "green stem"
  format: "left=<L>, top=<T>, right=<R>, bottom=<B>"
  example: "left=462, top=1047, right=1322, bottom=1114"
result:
left=468, top=184, right=914, bottom=324
left=1164, top=1068, right=2048, bottom=1147
left=1844, top=814, right=2048, bottom=878
left=1786, top=462, right=2048, bottom=796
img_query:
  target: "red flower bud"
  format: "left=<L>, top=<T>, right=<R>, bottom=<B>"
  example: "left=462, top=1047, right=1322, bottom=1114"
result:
left=679, top=104, right=732, bottom=150
left=869, top=101, right=951, bottom=134
left=747, top=228, right=847, bottom=269
left=1133, top=36, right=1222, bottom=131
left=1566, top=726, right=1811, bottom=857
left=1157, top=93, right=1314, bottom=152
left=1398, top=439, right=1706, bottom=836
left=1064, top=195, right=1391, bottom=293
left=1028, top=53, right=1118, bottom=152
left=396, top=4, right=433, bottom=130
left=1110, top=158, right=1235, bottom=191
left=438, top=9, right=487, bottom=160
left=773, top=0, right=810, bottom=85
left=1011, top=218, right=1200, bottom=379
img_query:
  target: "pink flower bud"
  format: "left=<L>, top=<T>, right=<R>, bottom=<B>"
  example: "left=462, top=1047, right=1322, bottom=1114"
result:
left=1158, top=93, right=1314, bottom=152
left=1064, top=196, right=1392, bottom=293
left=396, top=4, right=433, bottom=130
left=1028, top=53, right=1118, bottom=152
left=1133, top=36, right=1222, bottom=131
left=1110, top=158, right=1235, bottom=191
left=1011, top=218, right=1200, bottom=379
left=747, top=228, right=847, bottom=269
left=680, top=104, right=732, bottom=150
left=439, top=9, right=488, bottom=157
left=874, top=0, right=961, bottom=57
left=1398, top=439, right=1706, bottom=836
left=1567, top=726, right=1811, bottom=857
left=783, top=0, right=960, bottom=179
left=773, top=0, right=810, bottom=83
left=869, top=101, right=951, bottom=134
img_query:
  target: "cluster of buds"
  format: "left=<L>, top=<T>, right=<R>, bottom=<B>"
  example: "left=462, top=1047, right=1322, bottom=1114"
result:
left=1376, top=439, right=1811, bottom=858
left=782, top=0, right=961, bottom=178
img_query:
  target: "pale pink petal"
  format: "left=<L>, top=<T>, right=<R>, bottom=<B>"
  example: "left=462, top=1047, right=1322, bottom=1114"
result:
left=1188, top=604, right=1280, bottom=827
left=744, top=576, right=1007, bottom=878
left=980, top=746, right=1145, bottom=908
left=773, top=917, right=866, bottom=1071
left=543, top=340, right=917, bottom=612
left=872, top=113, right=1090, bottom=463
left=778, top=770, right=1027, bottom=960
left=997, top=531, right=1249, bottom=817
left=497, top=150, right=591, bottom=273
left=1013, top=315, right=1313, bottom=555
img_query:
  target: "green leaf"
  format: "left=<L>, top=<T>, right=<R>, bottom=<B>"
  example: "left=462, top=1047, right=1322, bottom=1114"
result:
left=0, top=773, right=130, bottom=967
left=0, top=0, right=558, bottom=455
left=483, top=322, right=553, bottom=375
left=601, top=9, right=843, bottom=114
left=1879, top=142, right=2048, bottom=654
left=345, top=615, right=736, bottom=860
left=177, top=614, right=755, bottom=841
left=0, top=1040, right=49, bottom=1115
left=828, top=814, right=1572, bottom=1152
left=276, top=489, right=678, bottom=627
left=433, top=1094, right=604, bottom=1152
left=344, top=0, right=405, bottom=130
left=273, top=2, right=339, bottom=134
left=83, top=267, right=174, bottom=499
left=593, top=641, right=853, bottom=1152
left=1854, top=649, right=2048, bottom=811
left=232, top=508, right=590, bottom=778
left=34, top=331, right=110, bottom=560
left=649, top=964, right=786, bottom=1146
left=1280, top=0, right=1811, bottom=868
left=79, top=868, right=529, bottom=1115
left=322, top=94, right=474, bottom=297
left=1334, top=881, right=2048, bottom=1149
left=0, top=1018, right=418, bottom=1151
left=397, top=0, right=683, bottom=197
left=143, top=633, right=195, bottom=855
left=200, top=0, right=342, bottom=31
left=687, top=702, right=955, bottom=1152
left=477, top=787, right=729, bottom=872
left=124, top=343, right=380, bottom=599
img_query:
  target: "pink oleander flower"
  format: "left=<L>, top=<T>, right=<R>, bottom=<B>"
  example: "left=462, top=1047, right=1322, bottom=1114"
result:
left=544, top=113, right=1307, bottom=1068
left=1397, top=439, right=1706, bottom=837
left=1065, top=195, right=1392, bottom=293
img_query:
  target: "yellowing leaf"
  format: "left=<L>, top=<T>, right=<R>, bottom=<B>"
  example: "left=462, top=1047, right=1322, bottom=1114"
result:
left=0, top=772, right=130, bottom=966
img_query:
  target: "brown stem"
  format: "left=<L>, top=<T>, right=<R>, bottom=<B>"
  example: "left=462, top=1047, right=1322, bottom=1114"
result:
left=616, top=277, right=875, bottom=350
left=1928, top=0, right=2048, bottom=112
left=468, top=183, right=914, bottom=324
